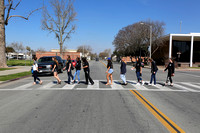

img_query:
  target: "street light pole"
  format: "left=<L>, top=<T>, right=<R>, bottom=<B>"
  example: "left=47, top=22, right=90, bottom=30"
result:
left=150, top=25, right=152, bottom=59
left=140, top=23, right=152, bottom=59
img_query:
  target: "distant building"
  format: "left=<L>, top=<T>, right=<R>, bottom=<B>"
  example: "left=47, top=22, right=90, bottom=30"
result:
left=36, top=49, right=81, bottom=60
left=153, top=33, right=200, bottom=67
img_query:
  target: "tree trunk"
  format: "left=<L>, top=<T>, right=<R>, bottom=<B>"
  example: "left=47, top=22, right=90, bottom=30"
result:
left=0, top=0, right=7, bottom=68
left=60, top=43, right=63, bottom=59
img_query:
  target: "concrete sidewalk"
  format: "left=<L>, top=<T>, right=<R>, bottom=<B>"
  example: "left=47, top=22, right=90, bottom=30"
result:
left=0, top=66, right=31, bottom=76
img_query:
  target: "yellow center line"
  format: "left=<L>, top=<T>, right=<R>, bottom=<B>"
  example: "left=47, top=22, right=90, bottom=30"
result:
left=100, top=60, right=107, bottom=67
left=130, top=90, right=185, bottom=133
left=99, top=59, right=184, bottom=132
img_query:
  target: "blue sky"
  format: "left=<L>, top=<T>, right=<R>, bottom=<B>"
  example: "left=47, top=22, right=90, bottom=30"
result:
left=5, top=0, right=200, bottom=54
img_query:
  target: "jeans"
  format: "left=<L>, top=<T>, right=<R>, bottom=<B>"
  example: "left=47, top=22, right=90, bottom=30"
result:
left=120, top=74, right=127, bottom=83
left=33, top=71, right=40, bottom=82
left=136, top=72, right=142, bottom=82
left=73, top=70, right=80, bottom=81
left=150, top=72, right=156, bottom=85
left=67, top=70, right=74, bottom=83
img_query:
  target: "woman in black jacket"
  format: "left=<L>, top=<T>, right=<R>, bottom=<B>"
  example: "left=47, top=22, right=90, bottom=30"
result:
left=163, top=58, right=175, bottom=86
left=82, top=57, right=94, bottom=85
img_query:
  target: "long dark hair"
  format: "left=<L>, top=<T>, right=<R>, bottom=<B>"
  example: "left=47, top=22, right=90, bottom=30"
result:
left=82, top=57, right=87, bottom=63
left=53, top=57, right=58, bottom=65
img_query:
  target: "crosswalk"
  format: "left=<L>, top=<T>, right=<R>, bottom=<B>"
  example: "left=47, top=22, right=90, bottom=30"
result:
left=0, top=80, right=200, bottom=92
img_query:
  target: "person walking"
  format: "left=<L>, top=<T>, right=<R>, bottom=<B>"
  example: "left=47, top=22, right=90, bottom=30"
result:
left=63, top=55, right=74, bottom=84
left=32, top=57, right=43, bottom=85
left=120, top=57, right=127, bottom=85
left=106, top=58, right=113, bottom=85
left=72, top=57, right=81, bottom=84
left=149, top=58, right=158, bottom=86
left=131, top=57, right=144, bottom=85
left=163, top=58, right=175, bottom=86
left=82, top=57, right=94, bottom=85
left=52, top=57, right=61, bottom=84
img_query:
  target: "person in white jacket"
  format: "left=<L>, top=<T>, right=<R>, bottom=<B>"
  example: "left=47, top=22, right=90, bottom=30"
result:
left=33, top=57, right=43, bottom=85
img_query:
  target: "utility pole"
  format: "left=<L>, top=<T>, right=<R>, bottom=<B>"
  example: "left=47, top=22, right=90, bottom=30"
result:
left=180, top=21, right=182, bottom=33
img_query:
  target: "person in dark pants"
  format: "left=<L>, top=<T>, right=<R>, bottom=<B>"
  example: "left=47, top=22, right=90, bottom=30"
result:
left=32, top=57, right=43, bottom=85
left=120, top=57, right=127, bottom=85
left=63, top=55, right=74, bottom=84
left=73, top=57, right=81, bottom=84
left=163, top=58, right=175, bottom=86
left=82, top=57, right=94, bottom=85
left=131, top=57, right=144, bottom=85
left=149, top=58, right=158, bottom=86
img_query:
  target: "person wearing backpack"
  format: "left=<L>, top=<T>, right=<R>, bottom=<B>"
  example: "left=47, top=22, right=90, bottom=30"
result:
left=149, top=58, right=158, bottom=86
left=32, top=57, right=43, bottom=85
left=63, top=55, right=74, bottom=84
left=163, top=58, right=175, bottom=86
left=72, top=57, right=81, bottom=84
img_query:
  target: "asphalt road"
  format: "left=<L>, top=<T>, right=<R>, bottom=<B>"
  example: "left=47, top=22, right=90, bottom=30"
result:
left=0, top=61, right=200, bottom=133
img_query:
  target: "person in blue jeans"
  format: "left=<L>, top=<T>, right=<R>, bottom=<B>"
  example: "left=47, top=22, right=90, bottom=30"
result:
left=149, top=58, right=158, bottom=86
left=120, top=57, right=127, bottom=85
left=73, top=57, right=81, bottom=84
left=131, top=58, right=144, bottom=85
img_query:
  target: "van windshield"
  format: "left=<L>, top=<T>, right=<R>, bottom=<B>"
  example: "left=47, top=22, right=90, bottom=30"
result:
left=38, top=57, right=54, bottom=63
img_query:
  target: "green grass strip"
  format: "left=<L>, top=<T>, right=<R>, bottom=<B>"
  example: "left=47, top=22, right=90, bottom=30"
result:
left=0, top=71, right=31, bottom=81
left=7, top=60, right=34, bottom=66
left=0, top=68, right=16, bottom=71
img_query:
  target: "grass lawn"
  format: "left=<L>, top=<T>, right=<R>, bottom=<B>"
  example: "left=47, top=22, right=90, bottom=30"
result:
left=0, top=68, right=16, bottom=71
left=191, top=67, right=200, bottom=69
left=7, top=60, right=33, bottom=66
left=0, top=71, right=31, bottom=81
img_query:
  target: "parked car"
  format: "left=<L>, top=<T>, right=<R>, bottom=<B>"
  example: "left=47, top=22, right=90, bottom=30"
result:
left=96, top=58, right=99, bottom=61
left=71, top=60, right=76, bottom=67
left=37, top=56, right=64, bottom=75
left=62, top=60, right=67, bottom=70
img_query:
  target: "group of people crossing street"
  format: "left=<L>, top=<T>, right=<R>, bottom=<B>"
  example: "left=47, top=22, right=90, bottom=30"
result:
left=32, top=56, right=175, bottom=87
left=105, top=57, right=175, bottom=87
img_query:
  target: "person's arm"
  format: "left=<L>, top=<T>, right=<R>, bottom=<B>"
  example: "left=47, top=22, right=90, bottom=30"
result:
left=106, top=67, right=110, bottom=73
left=52, top=64, right=56, bottom=72
left=164, top=64, right=169, bottom=72
left=172, top=63, right=175, bottom=74
left=140, top=66, right=142, bottom=74
left=68, top=63, right=71, bottom=72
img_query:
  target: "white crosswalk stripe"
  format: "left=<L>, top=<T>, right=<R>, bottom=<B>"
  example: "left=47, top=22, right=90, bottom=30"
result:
left=173, top=83, right=197, bottom=92
left=14, top=83, right=34, bottom=90
left=179, top=82, right=200, bottom=90
left=1, top=80, right=200, bottom=92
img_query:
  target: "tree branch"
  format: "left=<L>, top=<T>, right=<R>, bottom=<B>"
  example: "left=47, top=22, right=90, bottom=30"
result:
left=7, top=8, right=42, bottom=21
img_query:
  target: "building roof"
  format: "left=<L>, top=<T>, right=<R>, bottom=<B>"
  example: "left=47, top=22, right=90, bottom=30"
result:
left=51, top=49, right=77, bottom=52
left=163, top=33, right=200, bottom=41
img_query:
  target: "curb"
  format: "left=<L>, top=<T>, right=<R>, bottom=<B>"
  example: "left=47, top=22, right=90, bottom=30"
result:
left=0, top=75, right=31, bottom=85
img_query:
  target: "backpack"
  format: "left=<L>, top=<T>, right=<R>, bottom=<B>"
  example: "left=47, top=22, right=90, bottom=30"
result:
left=71, top=63, right=74, bottom=70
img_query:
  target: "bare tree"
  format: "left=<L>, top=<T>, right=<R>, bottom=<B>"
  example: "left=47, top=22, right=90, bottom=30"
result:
left=36, top=47, right=46, bottom=57
left=0, top=0, right=40, bottom=68
left=113, top=20, right=165, bottom=58
left=9, top=42, right=25, bottom=60
left=99, top=49, right=111, bottom=59
left=41, top=0, right=77, bottom=58
left=77, top=45, right=92, bottom=57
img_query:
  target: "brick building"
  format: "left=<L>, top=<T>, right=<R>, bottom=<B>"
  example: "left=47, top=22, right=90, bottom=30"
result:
left=36, top=49, right=81, bottom=60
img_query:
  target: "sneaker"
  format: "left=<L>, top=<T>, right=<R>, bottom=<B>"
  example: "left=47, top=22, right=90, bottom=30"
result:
left=136, top=83, right=140, bottom=85
left=77, top=81, right=80, bottom=84
left=170, top=83, right=173, bottom=87
left=153, top=84, right=156, bottom=86
left=149, top=83, right=152, bottom=86
left=142, top=81, right=144, bottom=85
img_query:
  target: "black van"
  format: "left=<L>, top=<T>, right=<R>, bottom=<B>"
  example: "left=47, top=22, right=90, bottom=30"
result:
left=37, top=56, right=64, bottom=75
